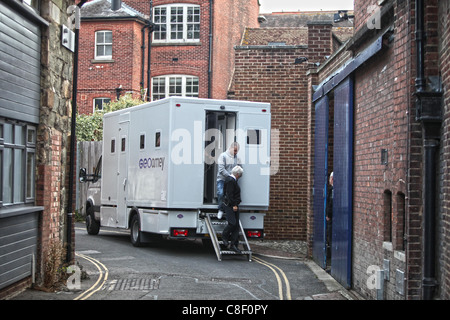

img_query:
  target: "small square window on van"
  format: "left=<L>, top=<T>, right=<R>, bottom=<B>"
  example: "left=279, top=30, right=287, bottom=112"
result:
left=247, top=129, right=261, bottom=145
left=155, top=132, right=161, bottom=148
left=140, top=134, right=145, bottom=150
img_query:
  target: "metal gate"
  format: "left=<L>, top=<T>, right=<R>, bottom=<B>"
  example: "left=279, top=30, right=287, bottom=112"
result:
left=312, top=95, right=329, bottom=268
left=330, top=77, right=354, bottom=288
left=312, top=77, right=353, bottom=288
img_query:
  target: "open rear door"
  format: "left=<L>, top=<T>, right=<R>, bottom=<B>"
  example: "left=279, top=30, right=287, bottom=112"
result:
left=236, top=112, right=271, bottom=209
left=203, top=111, right=236, bottom=204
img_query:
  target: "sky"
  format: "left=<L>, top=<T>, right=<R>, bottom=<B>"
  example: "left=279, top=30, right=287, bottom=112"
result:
left=259, top=0, right=354, bottom=13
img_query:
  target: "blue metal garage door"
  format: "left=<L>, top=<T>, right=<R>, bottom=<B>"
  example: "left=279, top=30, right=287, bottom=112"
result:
left=330, top=77, right=353, bottom=288
left=312, top=95, right=329, bottom=268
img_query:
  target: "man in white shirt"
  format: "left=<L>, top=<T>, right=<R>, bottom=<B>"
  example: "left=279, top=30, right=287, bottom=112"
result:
left=216, top=142, right=242, bottom=219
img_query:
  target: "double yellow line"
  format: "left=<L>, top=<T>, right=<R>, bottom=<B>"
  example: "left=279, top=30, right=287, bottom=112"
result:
left=74, top=253, right=109, bottom=300
left=253, top=256, right=291, bottom=300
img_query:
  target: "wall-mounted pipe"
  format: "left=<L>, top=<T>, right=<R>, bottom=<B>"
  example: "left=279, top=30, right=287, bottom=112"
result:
left=208, top=0, right=213, bottom=98
left=141, top=25, right=146, bottom=92
left=422, top=139, right=438, bottom=300
left=415, top=0, right=441, bottom=300
left=67, top=0, right=88, bottom=263
left=415, top=0, right=426, bottom=92
left=140, top=1, right=154, bottom=101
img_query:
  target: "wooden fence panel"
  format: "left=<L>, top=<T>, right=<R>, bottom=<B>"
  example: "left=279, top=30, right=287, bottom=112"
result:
left=76, top=141, right=102, bottom=216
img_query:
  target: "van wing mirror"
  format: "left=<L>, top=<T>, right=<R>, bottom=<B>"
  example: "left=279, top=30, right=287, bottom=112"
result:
left=79, top=168, right=87, bottom=182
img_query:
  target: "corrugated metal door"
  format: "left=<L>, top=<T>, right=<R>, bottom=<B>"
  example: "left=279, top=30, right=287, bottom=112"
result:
left=0, top=2, right=42, bottom=290
left=312, top=96, right=329, bottom=268
left=0, top=212, right=39, bottom=290
left=331, top=77, right=353, bottom=288
left=0, top=2, right=41, bottom=124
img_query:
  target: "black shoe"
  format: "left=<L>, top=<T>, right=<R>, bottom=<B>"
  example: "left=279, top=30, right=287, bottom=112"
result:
left=222, top=238, right=230, bottom=247
left=230, top=245, right=242, bottom=254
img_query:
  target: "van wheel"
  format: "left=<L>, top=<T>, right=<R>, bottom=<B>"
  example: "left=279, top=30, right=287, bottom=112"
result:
left=130, top=214, right=143, bottom=247
left=86, top=206, right=100, bottom=235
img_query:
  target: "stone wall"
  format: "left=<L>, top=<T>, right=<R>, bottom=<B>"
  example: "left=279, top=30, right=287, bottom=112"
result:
left=36, top=0, right=75, bottom=283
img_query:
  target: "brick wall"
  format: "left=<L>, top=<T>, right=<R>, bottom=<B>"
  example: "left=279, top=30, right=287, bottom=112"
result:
left=36, top=131, right=63, bottom=277
left=348, top=0, right=415, bottom=300
left=232, top=23, right=333, bottom=240
left=78, top=20, right=144, bottom=114
left=352, top=45, right=410, bottom=299
left=353, top=0, right=379, bottom=32
left=150, top=0, right=210, bottom=98
left=438, top=0, right=450, bottom=300
left=233, top=46, right=309, bottom=239
left=211, top=0, right=260, bottom=99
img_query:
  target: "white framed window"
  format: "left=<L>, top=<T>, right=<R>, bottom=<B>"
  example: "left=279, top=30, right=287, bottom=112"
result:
left=95, top=30, right=113, bottom=59
left=151, top=75, right=199, bottom=101
left=153, top=4, right=200, bottom=43
left=93, top=97, right=111, bottom=112
left=0, top=119, right=37, bottom=206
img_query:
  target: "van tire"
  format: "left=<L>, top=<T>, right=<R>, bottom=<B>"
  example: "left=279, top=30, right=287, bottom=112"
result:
left=86, top=206, right=100, bottom=235
left=130, top=214, right=143, bottom=247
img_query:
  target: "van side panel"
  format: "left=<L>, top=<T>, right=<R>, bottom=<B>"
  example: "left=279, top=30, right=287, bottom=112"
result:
left=168, top=102, right=205, bottom=208
left=127, top=103, right=170, bottom=208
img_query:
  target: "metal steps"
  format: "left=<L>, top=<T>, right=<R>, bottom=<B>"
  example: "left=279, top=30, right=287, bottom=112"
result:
left=204, top=213, right=252, bottom=261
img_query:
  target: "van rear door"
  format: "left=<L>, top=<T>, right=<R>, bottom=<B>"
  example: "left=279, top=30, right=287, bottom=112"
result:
left=237, top=112, right=271, bottom=209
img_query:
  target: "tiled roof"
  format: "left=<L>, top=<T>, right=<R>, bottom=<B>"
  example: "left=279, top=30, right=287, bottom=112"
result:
left=241, top=27, right=308, bottom=46
left=259, top=11, right=354, bottom=28
left=81, top=0, right=146, bottom=19
left=332, top=27, right=354, bottom=43
left=248, top=11, right=354, bottom=46
left=241, top=26, right=353, bottom=47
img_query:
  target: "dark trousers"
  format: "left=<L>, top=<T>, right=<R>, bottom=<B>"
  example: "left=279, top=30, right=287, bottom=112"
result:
left=222, top=206, right=240, bottom=246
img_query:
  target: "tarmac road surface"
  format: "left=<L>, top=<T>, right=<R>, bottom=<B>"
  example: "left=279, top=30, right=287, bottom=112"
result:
left=11, top=223, right=356, bottom=304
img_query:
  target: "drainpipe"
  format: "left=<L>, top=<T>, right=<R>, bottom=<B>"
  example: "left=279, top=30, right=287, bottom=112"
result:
left=141, top=21, right=152, bottom=99
left=147, top=0, right=153, bottom=101
left=208, top=0, right=213, bottom=98
left=414, top=0, right=442, bottom=300
left=141, top=26, right=146, bottom=93
left=415, top=0, right=426, bottom=93
left=422, top=138, right=438, bottom=299
left=67, top=0, right=88, bottom=263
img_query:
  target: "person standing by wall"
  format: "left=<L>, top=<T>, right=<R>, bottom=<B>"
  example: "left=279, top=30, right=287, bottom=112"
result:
left=326, top=172, right=333, bottom=270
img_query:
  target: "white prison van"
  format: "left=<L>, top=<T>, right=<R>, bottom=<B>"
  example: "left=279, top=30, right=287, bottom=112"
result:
left=80, top=97, right=271, bottom=252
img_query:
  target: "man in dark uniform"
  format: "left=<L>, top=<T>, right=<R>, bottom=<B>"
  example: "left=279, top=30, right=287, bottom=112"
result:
left=326, top=172, right=333, bottom=268
left=221, top=166, right=244, bottom=253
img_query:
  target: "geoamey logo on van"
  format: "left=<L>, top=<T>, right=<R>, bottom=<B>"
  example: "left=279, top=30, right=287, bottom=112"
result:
left=139, top=157, right=165, bottom=170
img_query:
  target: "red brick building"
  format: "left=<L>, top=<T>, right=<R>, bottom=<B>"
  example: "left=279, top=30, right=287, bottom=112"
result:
left=308, top=0, right=450, bottom=300
left=230, top=13, right=353, bottom=240
left=77, top=0, right=260, bottom=114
